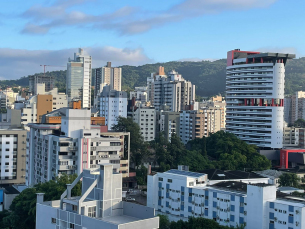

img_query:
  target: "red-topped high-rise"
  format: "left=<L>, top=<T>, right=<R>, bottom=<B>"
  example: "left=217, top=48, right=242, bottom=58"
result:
left=226, top=49, right=295, bottom=149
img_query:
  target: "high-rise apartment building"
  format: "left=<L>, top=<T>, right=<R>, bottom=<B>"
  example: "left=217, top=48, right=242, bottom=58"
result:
left=226, top=50, right=295, bottom=149
left=156, top=108, right=180, bottom=142
left=284, top=91, right=305, bottom=125
left=93, top=62, right=122, bottom=96
left=130, top=86, right=148, bottom=103
left=128, top=107, right=156, bottom=141
left=179, top=108, right=224, bottom=144
left=29, top=75, right=54, bottom=95
left=147, top=67, right=195, bottom=112
left=0, top=129, right=27, bottom=185
left=26, top=109, right=130, bottom=186
left=20, top=86, right=68, bottom=130
left=66, top=48, right=92, bottom=108
left=99, top=85, right=127, bottom=130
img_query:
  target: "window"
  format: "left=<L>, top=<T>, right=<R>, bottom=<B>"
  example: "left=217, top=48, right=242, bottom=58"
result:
left=289, top=205, right=294, bottom=212
left=269, top=202, right=274, bottom=209
left=72, top=205, right=77, bottom=211
left=69, top=223, right=74, bottom=229
left=230, top=215, right=235, bottom=222
left=230, top=205, right=235, bottom=211
left=51, top=218, right=56, bottom=224
left=158, top=177, right=163, bottom=181
left=5, top=141, right=9, bottom=144
left=269, top=212, right=274, bottom=219
left=231, top=195, right=235, bottom=201
left=168, top=179, right=172, bottom=183
left=88, top=206, right=96, bottom=218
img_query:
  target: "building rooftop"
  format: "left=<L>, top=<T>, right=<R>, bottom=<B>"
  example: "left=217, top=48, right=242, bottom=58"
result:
left=4, top=186, right=20, bottom=195
left=210, top=181, right=248, bottom=193
left=254, top=169, right=284, bottom=179
left=199, top=169, right=266, bottom=181
left=165, top=169, right=205, bottom=178
left=278, top=187, right=304, bottom=192
left=100, top=215, right=144, bottom=225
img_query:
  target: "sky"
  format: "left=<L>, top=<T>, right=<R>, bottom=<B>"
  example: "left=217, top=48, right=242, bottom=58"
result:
left=0, top=0, right=304, bottom=80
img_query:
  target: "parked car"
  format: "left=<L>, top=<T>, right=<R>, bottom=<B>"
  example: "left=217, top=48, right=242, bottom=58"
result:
left=125, top=197, right=135, bottom=201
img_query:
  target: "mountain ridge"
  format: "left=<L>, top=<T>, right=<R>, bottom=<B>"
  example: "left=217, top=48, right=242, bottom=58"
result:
left=1, top=58, right=305, bottom=97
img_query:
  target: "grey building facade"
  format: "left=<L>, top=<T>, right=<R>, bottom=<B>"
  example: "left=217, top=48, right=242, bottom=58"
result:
left=36, top=164, right=159, bottom=229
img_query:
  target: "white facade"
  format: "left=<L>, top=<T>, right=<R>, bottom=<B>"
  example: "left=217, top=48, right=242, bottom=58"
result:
left=66, top=48, right=92, bottom=108
left=20, top=87, right=68, bottom=130
left=148, top=167, right=305, bottom=229
left=36, top=164, right=159, bottom=229
left=130, top=86, right=148, bottom=103
left=0, top=130, right=27, bottom=184
left=26, top=109, right=129, bottom=186
left=93, top=62, right=122, bottom=96
left=226, top=51, right=295, bottom=149
left=147, top=69, right=195, bottom=112
left=99, top=86, right=127, bottom=130
left=129, top=107, right=155, bottom=141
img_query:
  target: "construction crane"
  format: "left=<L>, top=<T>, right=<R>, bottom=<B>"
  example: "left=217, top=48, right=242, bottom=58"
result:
left=40, top=64, right=66, bottom=76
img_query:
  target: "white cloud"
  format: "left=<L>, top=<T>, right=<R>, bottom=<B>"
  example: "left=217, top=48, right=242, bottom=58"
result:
left=0, top=47, right=152, bottom=80
left=20, top=0, right=278, bottom=35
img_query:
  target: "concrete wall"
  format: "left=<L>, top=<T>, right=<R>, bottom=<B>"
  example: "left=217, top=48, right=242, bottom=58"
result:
left=123, top=202, right=155, bottom=220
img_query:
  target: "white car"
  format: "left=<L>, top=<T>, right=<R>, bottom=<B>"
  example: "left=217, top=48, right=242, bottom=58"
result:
left=125, top=197, right=135, bottom=201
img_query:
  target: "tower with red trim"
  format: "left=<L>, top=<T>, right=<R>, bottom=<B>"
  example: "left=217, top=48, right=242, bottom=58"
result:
left=226, top=49, right=295, bottom=149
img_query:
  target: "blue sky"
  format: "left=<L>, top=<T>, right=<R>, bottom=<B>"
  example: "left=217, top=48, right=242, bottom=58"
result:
left=0, top=0, right=304, bottom=80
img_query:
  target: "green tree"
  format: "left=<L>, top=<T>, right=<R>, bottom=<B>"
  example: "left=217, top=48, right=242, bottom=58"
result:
left=158, top=215, right=170, bottom=229
left=3, top=174, right=81, bottom=229
left=0, top=108, right=7, bottom=114
left=278, top=173, right=300, bottom=188
left=112, top=117, right=149, bottom=167
left=294, top=119, right=305, bottom=128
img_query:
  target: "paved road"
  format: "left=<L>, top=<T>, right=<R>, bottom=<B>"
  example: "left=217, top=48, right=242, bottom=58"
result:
left=125, top=190, right=147, bottom=205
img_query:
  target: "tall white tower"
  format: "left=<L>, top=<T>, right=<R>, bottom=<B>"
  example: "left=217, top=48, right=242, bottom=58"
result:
left=66, top=48, right=92, bottom=109
left=226, top=49, right=295, bottom=149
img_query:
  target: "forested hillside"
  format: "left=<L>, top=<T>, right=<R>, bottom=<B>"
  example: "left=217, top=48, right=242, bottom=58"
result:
left=1, top=57, right=305, bottom=96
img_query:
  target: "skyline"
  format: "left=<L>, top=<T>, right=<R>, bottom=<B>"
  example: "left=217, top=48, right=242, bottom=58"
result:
left=0, top=0, right=304, bottom=80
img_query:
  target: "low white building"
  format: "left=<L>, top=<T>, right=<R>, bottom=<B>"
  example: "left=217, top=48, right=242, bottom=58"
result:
left=148, top=166, right=305, bottom=228
left=36, top=163, right=159, bottom=229
left=26, top=109, right=130, bottom=186
left=99, top=85, right=127, bottom=130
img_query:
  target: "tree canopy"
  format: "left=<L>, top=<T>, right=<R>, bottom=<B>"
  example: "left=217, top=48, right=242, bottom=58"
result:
left=111, top=116, right=149, bottom=168
left=294, top=119, right=305, bottom=128
left=278, top=173, right=300, bottom=188
left=1, top=174, right=81, bottom=229
left=159, top=215, right=245, bottom=229
left=151, top=131, right=271, bottom=173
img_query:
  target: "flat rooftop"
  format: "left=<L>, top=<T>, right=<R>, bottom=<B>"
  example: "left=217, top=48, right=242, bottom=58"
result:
left=165, top=169, right=205, bottom=178
left=101, top=215, right=144, bottom=225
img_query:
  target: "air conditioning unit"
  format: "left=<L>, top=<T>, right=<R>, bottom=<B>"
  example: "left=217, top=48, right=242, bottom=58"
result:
left=274, top=217, right=277, bottom=222
left=217, top=206, right=220, bottom=209
left=296, top=210, right=299, bottom=214
left=244, top=211, right=247, bottom=215
left=296, top=222, right=299, bottom=226
left=192, top=211, right=194, bottom=214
